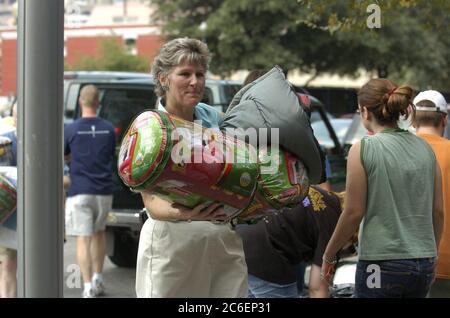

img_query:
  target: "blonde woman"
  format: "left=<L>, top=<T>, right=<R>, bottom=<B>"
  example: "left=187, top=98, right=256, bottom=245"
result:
left=136, top=38, right=247, bottom=298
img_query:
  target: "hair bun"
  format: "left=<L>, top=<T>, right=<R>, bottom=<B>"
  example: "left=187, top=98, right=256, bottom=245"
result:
left=385, top=85, right=413, bottom=119
left=357, top=79, right=414, bottom=125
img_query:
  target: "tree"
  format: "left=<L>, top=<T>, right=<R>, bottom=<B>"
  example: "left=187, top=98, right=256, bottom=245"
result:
left=66, top=40, right=150, bottom=72
left=150, top=0, right=450, bottom=90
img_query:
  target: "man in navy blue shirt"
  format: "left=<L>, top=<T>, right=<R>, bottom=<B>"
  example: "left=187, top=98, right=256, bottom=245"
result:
left=64, top=85, right=115, bottom=298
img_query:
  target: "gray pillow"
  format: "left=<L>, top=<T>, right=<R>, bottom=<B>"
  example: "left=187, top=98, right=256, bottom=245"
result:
left=220, top=66, right=323, bottom=184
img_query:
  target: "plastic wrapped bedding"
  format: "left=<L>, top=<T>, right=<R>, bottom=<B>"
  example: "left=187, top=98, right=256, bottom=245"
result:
left=220, top=66, right=323, bottom=184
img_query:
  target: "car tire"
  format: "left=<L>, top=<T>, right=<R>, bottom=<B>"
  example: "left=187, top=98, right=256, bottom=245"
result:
left=108, top=228, right=138, bottom=268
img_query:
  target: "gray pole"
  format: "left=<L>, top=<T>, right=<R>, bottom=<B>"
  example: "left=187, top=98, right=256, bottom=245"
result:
left=17, top=0, right=64, bottom=297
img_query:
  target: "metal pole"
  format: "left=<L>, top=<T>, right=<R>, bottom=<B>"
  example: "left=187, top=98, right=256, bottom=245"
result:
left=17, top=0, right=64, bottom=297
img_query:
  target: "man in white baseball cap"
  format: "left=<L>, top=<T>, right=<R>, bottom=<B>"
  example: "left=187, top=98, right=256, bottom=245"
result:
left=413, top=90, right=448, bottom=114
left=413, top=90, right=450, bottom=298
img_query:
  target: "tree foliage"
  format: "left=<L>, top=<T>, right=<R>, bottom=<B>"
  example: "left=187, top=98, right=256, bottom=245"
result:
left=66, top=40, right=149, bottom=72
left=151, top=0, right=450, bottom=90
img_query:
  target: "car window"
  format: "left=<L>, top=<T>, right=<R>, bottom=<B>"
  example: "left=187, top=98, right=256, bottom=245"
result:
left=343, top=113, right=416, bottom=147
left=64, top=83, right=82, bottom=125
left=222, top=84, right=242, bottom=107
left=98, top=86, right=155, bottom=211
left=201, top=87, right=213, bottom=105
left=98, top=86, right=156, bottom=142
left=202, top=82, right=242, bottom=113
left=311, top=119, right=352, bottom=150
left=304, top=87, right=358, bottom=115
left=310, top=110, right=334, bottom=123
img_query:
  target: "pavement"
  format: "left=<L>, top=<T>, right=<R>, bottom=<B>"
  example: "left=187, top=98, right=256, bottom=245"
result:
left=63, top=236, right=136, bottom=298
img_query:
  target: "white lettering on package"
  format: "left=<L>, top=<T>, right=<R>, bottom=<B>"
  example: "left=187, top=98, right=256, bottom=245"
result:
left=77, top=125, right=110, bottom=138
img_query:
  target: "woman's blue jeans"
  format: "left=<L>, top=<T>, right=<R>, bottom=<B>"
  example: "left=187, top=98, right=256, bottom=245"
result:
left=248, top=274, right=298, bottom=298
left=355, top=258, right=435, bottom=298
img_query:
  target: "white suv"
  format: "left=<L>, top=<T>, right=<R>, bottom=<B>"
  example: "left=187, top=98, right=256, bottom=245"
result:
left=203, top=79, right=242, bottom=113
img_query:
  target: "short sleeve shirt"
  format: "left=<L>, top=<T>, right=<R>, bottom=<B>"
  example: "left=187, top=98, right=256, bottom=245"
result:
left=236, top=186, right=342, bottom=284
left=64, top=117, right=116, bottom=196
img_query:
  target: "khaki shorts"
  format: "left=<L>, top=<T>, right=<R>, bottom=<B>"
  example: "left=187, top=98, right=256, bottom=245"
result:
left=0, top=245, right=16, bottom=261
left=65, top=194, right=112, bottom=236
left=136, top=219, right=248, bottom=298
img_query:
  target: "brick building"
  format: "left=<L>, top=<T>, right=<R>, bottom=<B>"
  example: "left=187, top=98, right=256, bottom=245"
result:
left=0, top=24, right=164, bottom=97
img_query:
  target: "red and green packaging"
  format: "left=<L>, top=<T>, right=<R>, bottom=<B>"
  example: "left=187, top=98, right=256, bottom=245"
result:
left=118, top=110, right=259, bottom=220
left=0, top=173, right=16, bottom=225
left=118, top=110, right=310, bottom=223
left=239, top=146, right=310, bottom=222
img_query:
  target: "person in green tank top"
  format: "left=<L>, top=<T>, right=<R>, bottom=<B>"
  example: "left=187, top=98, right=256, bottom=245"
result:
left=320, top=78, right=444, bottom=298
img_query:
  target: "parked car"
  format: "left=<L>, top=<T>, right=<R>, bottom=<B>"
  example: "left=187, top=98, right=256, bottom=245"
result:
left=310, top=110, right=335, bottom=123
left=302, top=86, right=358, bottom=117
left=64, top=71, right=152, bottom=81
left=311, top=118, right=353, bottom=151
left=342, top=110, right=418, bottom=148
left=298, top=95, right=348, bottom=190
left=116, top=77, right=241, bottom=114
left=203, top=79, right=242, bottom=113
left=64, top=76, right=155, bottom=267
